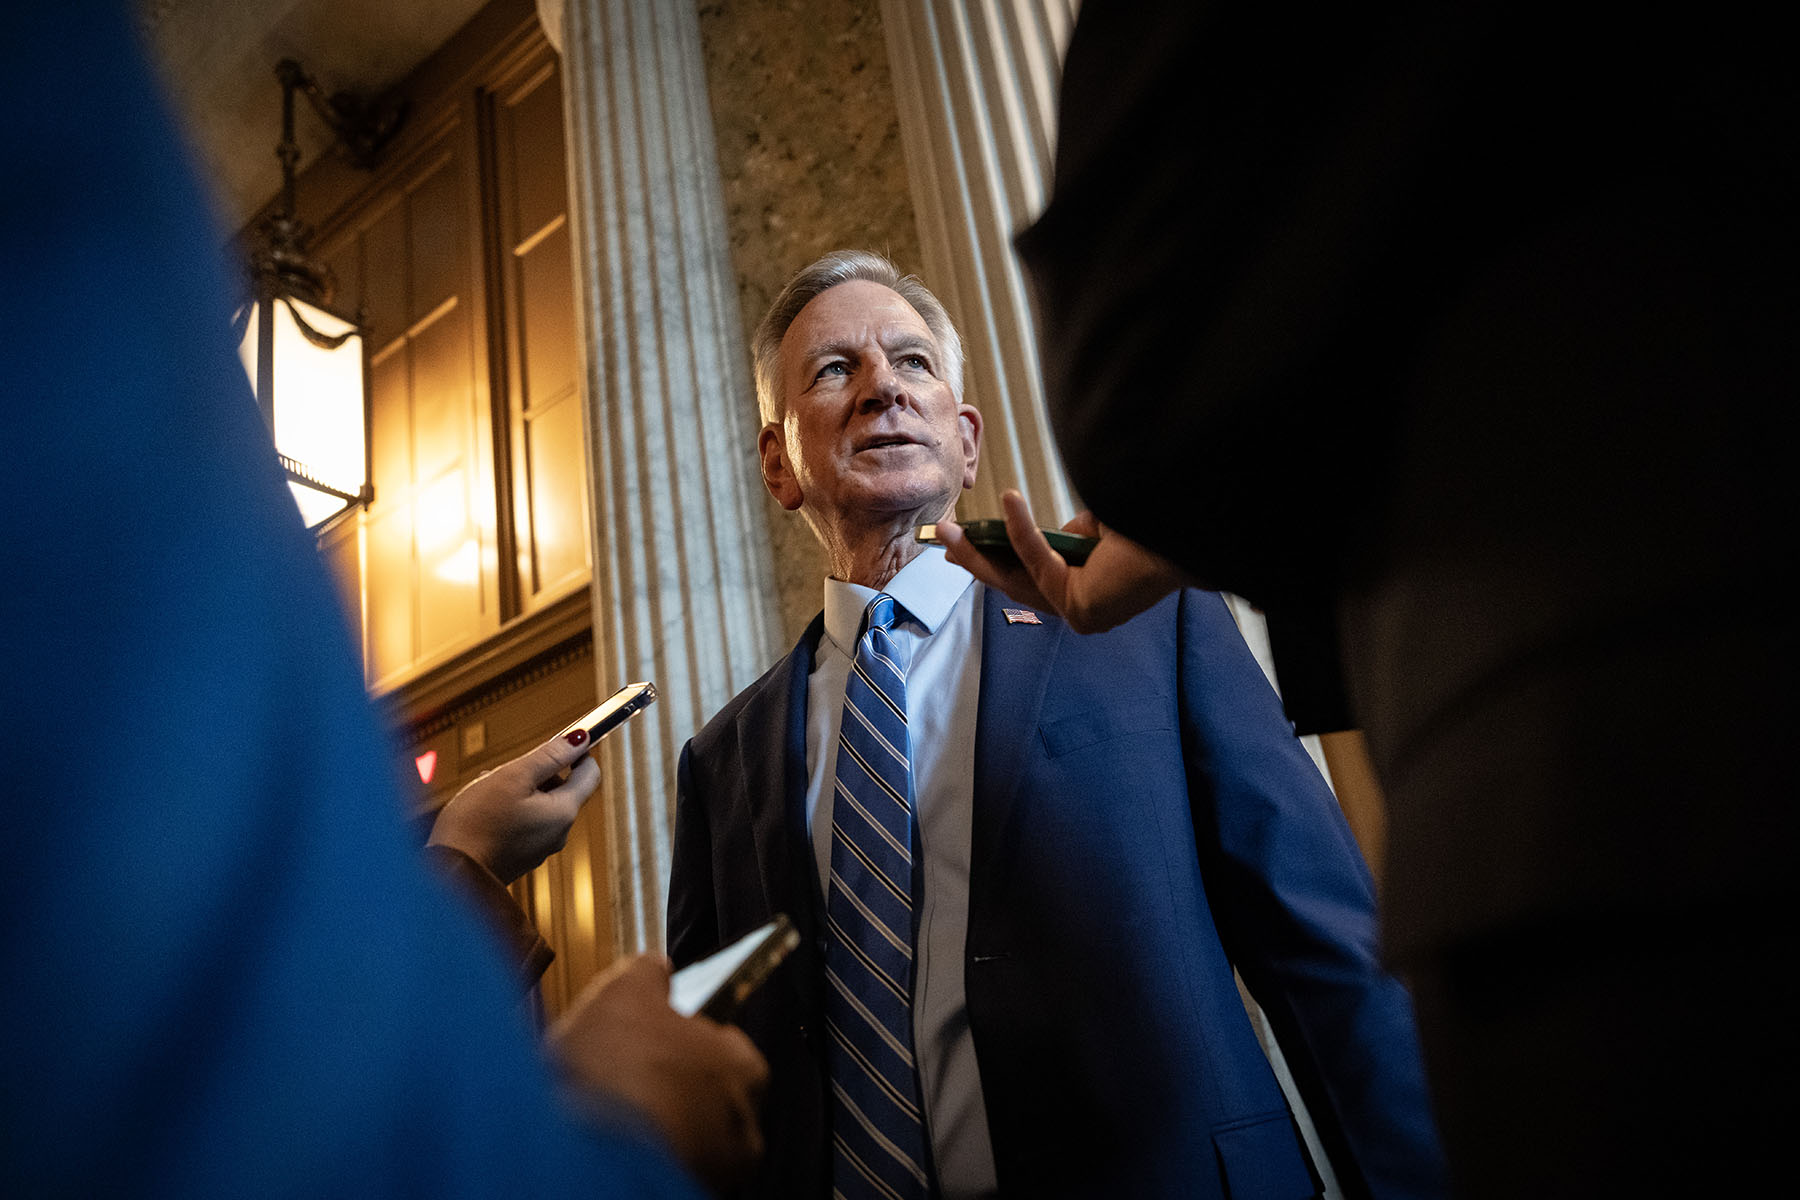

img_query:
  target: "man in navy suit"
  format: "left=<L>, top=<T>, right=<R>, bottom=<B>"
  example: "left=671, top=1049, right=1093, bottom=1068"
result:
left=666, top=251, right=1443, bottom=1199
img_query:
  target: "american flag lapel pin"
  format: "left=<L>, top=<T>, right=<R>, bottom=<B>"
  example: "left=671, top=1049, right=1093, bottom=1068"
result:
left=1002, top=607, right=1042, bottom=625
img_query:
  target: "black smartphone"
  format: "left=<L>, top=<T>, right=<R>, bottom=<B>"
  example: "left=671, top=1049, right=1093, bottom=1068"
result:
left=537, top=681, right=657, bottom=790
left=917, top=519, right=1098, bottom=567
left=670, top=915, right=801, bottom=1023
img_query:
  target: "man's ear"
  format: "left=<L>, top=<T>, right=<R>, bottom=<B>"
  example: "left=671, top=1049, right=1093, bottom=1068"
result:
left=957, top=403, right=983, bottom=491
left=759, top=424, right=803, bottom=511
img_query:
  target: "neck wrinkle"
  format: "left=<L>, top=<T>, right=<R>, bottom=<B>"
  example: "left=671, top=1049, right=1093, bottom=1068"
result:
left=816, top=497, right=958, bottom=590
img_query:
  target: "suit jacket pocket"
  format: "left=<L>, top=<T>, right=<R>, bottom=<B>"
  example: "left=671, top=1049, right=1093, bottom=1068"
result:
left=1213, top=1110, right=1316, bottom=1200
left=1038, top=697, right=1174, bottom=758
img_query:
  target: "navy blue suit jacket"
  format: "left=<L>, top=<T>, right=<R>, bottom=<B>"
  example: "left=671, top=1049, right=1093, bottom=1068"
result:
left=669, top=587, right=1442, bottom=1199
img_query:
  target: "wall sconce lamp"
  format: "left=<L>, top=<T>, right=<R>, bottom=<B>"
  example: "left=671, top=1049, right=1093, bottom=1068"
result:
left=234, top=58, right=405, bottom=531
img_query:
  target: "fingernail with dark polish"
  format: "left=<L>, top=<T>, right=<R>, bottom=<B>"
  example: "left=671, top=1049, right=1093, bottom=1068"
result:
left=565, top=729, right=588, bottom=746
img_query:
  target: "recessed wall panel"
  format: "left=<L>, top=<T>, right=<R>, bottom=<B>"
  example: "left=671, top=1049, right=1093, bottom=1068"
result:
left=525, top=393, right=589, bottom=594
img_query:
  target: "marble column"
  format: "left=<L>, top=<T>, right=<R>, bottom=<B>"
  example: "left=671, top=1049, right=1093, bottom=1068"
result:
left=545, top=0, right=781, bottom=954
left=877, top=0, right=1081, bottom=524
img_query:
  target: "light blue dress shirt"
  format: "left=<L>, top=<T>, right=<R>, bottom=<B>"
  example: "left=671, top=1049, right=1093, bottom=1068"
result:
left=805, top=546, right=998, bottom=1199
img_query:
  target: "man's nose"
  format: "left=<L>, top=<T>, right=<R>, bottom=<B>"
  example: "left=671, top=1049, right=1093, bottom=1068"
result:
left=858, top=356, right=909, bottom=410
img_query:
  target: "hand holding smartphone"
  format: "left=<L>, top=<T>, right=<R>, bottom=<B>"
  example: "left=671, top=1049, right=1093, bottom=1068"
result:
left=670, top=915, right=800, bottom=1023
left=537, top=681, right=657, bottom=791
left=430, top=682, right=657, bottom=881
left=917, top=519, right=1098, bottom=567
left=557, top=681, right=658, bottom=744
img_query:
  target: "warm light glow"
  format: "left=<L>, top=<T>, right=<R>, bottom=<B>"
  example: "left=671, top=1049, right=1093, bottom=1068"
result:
left=238, top=296, right=367, bottom=528
left=414, top=749, right=438, bottom=784
left=533, top=870, right=554, bottom=939
left=571, top=838, right=596, bottom=941
left=432, top=538, right=482, bottom=586
left=416, top=474, right=469, bottom=555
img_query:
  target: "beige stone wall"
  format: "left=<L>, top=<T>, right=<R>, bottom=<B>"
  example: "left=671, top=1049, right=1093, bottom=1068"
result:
left=696, top=0, right=924, bottom=643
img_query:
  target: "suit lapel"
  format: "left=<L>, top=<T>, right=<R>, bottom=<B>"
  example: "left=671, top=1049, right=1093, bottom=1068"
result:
left=971, top=587, right=1064, bottom=897
left=738, top=613, right=826, bottom=947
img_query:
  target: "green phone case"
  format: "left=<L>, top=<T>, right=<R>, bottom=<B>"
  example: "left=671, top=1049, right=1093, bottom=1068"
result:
left=921, top=519, right=1098, bottom=566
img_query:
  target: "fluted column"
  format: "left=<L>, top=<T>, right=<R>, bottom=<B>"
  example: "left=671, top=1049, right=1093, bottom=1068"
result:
left=878, top=0, right=1080, bottom=524
left=549, top=0, right=781, bottom=954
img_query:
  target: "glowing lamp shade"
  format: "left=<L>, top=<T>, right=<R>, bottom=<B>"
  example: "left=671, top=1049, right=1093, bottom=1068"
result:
left=237, top=294, right=369, bottom=529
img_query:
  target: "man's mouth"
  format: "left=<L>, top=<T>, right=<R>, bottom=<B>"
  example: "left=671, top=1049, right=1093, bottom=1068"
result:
left=854, top=434, right=922, bottom=453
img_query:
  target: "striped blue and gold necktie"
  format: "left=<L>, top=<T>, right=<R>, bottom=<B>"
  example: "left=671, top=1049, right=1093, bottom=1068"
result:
left=826, top=592, right=931, bottom=1200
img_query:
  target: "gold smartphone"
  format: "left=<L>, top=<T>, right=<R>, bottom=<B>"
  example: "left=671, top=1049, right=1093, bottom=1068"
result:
left=670, top=914, right=801, bottom=1023
left=537, top=681, right=657, bottom=791
left=554, top=681, right=657, bottom=744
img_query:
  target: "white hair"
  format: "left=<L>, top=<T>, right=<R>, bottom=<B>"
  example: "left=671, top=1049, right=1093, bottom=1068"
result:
left=751, top=249, right=965, bottom=424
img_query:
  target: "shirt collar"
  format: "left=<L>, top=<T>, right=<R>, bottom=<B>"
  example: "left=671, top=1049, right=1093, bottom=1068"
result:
left=822, top=545, right=974, bottom=655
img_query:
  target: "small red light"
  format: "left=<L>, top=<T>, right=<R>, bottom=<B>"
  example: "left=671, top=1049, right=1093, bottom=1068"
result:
left=414, top=749, right=438, bottom=784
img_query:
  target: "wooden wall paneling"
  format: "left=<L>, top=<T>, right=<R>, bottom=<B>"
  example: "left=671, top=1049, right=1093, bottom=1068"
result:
left=318, top=518, right=365, bottom=660
left=329, top=108, right=503, bottom=690
left=526, top=862, right=562, bottom=1011
left=249, top=0, right=613, bottom=1005
left=471, top=69, right=525, bottom=630
left=490, top=47, right=589, bottom=614
left=362, top=203, right=415, bottom=688
left=360, top=196, right=409, bottom=355
left=450, top=83, right=508, bottom=645
left=521, top=348, right=587, bottom=593
left=364, top=518, right=414, bottom=681
left=409, top=143, right=486, bottom=665
left=278, top=0, right=587, bottom=696
left=355, top=197, right=408, bottom=695
left=408, top=154, right=463, bottom=321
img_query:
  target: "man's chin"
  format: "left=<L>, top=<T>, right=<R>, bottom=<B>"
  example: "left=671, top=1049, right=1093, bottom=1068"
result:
left=841, top=475, right=958, bottom=522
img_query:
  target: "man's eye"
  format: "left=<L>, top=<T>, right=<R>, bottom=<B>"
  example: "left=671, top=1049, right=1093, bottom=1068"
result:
left=899, top=354, right=931, bottom=371
left=814, top=361, right=850, bottom=380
